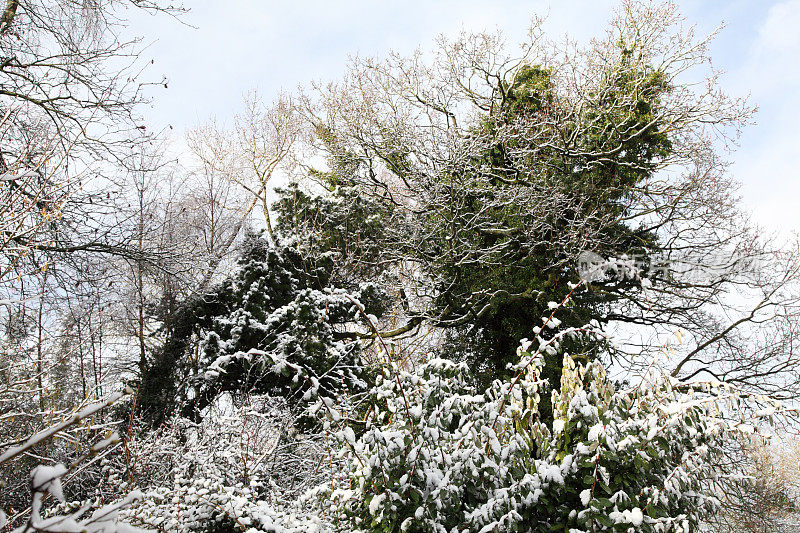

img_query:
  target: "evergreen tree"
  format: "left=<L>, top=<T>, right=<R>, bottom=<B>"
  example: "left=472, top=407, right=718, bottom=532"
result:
left=138, top=232, right=388, bottom=426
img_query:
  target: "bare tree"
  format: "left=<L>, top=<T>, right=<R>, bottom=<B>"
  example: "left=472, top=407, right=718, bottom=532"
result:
left=0, top=0, right=185, bottom=527
left=0, top=0, right=187, bottom=290
left=187, top=91, right=302, bottom=248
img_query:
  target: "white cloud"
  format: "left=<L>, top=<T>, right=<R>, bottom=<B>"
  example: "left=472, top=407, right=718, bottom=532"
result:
left=725, top=0, right=800, bottom=233
left=757, top=0, right=800, bottom=53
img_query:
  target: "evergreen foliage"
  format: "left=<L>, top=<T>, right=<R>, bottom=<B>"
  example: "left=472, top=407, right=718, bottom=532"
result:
left=138, top=232, right=388, bottom=425
left=324, top=341, right=734, bottom=533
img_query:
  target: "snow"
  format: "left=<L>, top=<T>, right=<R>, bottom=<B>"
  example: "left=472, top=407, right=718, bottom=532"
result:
left=587, top=423, right=605, bottom=442
left=31, top=463, right=67, bottom=501
left=369, top=493, right=387, bottom=516
left=0, top=391, right=126, bottom=464
left=610, top=507, right=644, bottom=526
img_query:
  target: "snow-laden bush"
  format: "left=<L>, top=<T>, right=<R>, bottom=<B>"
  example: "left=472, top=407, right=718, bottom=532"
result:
left=121, top=395, right=333, bottom=532
left=129, top=483, right=326, bottom=533
left=321, top=338, right=753, bottom=532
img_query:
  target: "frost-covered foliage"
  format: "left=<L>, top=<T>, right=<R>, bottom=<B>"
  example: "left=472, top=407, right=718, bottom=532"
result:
left=131, top=489, right=325, bottom=533
left=323, top=341, right=741, bottom=532
left=139, top=231, right=388, bottom=424
left=122, top=396, right=332, bottom=532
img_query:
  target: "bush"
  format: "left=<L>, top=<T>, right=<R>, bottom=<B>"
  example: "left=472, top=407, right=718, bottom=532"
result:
left=323, top=337, right=739, bottom=533
left=123, top=396, right=331, bottom=532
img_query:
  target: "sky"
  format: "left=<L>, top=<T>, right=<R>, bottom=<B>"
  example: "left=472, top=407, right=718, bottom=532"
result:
left=126, top=0, right=800, bottom=235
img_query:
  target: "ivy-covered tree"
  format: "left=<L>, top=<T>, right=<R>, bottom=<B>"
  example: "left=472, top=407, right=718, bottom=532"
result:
left=281, top=0, right=800, bottom=413
left=427, top=59, right=667, bottom=391
left=138, top=232, right=388, bottom=426
left=279, top=22, right=678, bottom=400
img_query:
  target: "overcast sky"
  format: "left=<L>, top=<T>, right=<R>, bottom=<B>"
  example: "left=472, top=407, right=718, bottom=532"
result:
left=127, top=0, right=800, bottom=234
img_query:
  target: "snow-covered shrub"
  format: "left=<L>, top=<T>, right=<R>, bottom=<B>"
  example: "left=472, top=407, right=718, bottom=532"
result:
left=122, top=395, right=334, bottom=532
left=129, top=482, right=327, bottom=533
left=324, top=340, right=747, bottom=532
